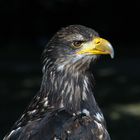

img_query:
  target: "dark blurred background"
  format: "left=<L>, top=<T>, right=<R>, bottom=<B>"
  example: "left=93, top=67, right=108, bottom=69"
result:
left=0, top=0, right=140, bottom=139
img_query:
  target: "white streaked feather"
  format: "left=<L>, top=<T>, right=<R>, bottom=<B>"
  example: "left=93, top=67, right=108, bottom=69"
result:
left=82, top=109, right=90, bottom=116
left=95, top=112, right=104, bottom=122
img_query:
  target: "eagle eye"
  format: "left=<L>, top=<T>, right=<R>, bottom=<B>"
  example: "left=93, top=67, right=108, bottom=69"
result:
left=72, top=40, right=84, bottom=48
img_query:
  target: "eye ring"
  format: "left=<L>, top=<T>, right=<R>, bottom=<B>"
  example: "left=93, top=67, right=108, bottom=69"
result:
left=72, top=41, right=83, bottom=48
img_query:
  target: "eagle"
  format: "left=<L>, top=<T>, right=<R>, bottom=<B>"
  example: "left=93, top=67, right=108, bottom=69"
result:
left=4, top=25, right=114, bottom=140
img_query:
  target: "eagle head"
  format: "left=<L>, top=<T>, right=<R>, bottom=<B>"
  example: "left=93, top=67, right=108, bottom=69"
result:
left=43, top=25, right=114, bottom=72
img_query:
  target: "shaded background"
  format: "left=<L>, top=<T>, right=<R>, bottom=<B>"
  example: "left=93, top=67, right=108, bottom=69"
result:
left=0, top=0, right=140, bottom=139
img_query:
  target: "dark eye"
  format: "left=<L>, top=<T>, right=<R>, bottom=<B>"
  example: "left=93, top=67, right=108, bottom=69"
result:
left=72, top=41, right=83, bottom=48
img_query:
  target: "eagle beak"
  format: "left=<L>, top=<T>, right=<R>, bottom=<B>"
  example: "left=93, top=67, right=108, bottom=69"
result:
left=77, top=37, right=114, bottom=58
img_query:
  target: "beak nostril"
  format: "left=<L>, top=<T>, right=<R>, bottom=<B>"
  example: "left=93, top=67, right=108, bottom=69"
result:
left=96, top=41, right=100, bottom=44
left=94, top=38, right=101, bottom=45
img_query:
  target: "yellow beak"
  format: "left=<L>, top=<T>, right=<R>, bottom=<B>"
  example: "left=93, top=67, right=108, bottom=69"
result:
left=77, top=37, right=114, bottom=58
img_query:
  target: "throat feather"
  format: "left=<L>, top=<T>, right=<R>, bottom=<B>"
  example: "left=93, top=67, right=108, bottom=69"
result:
left=41, top=68, right=96, bottom=113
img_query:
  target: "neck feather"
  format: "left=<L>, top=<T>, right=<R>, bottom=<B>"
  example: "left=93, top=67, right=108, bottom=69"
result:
left=40, top=65, right=100, bottom=115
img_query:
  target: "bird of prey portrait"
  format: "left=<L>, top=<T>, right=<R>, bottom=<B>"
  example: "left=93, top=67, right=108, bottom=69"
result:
left=4, top=25, right=114, bottom=140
